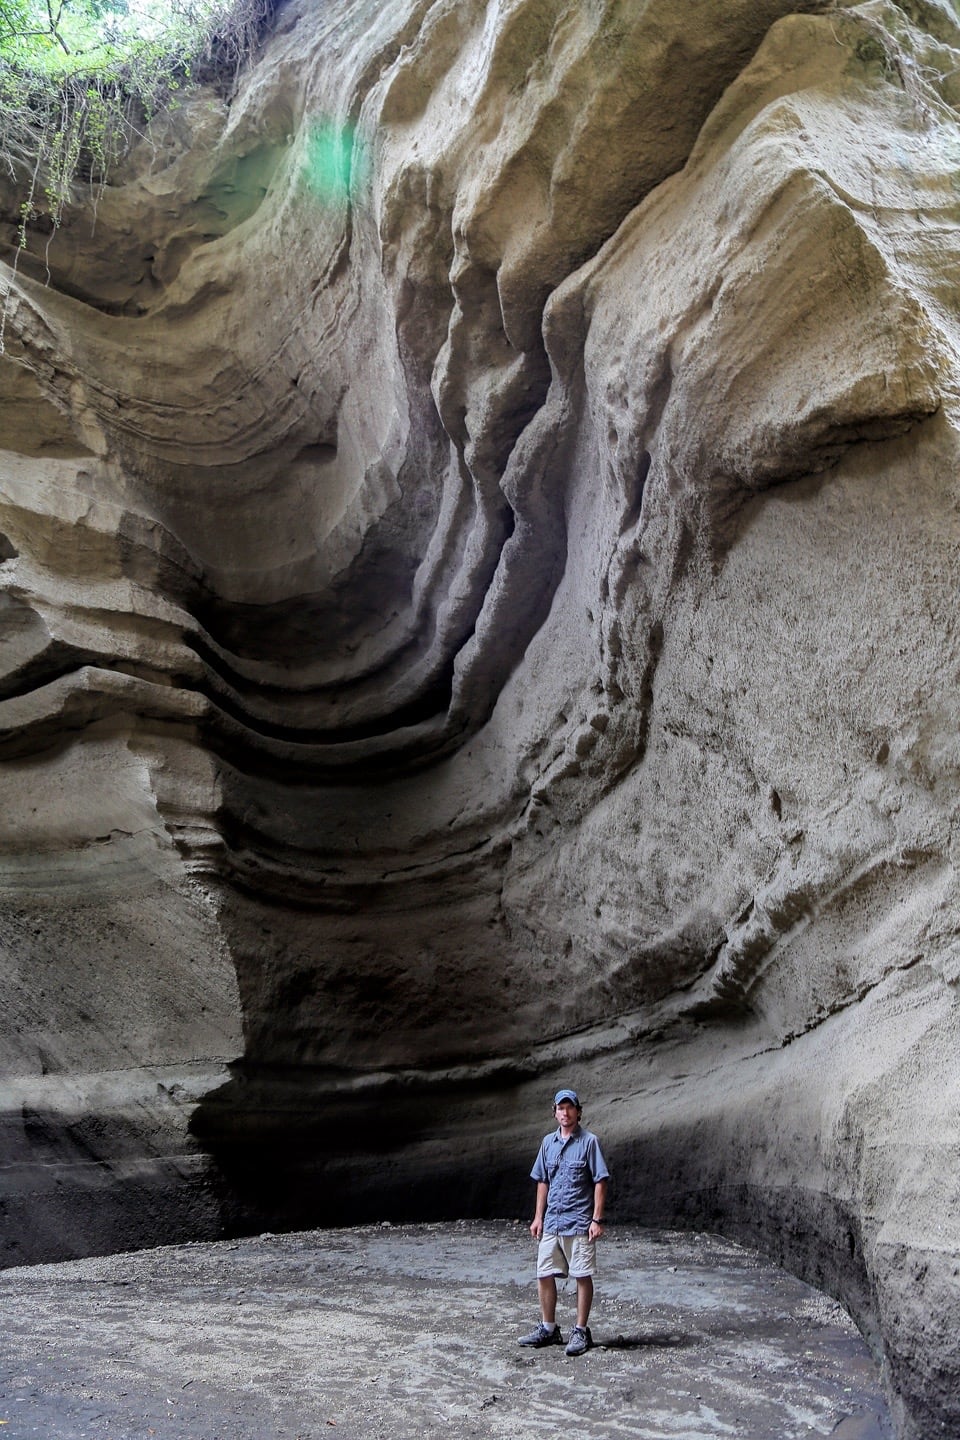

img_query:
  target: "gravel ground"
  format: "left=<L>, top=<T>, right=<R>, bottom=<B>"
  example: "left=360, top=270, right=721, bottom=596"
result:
left=0, top=1222, right=892, bottom=1440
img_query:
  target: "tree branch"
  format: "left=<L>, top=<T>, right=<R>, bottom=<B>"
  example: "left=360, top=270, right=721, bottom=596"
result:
left=46, top=0, right=70, bottom=52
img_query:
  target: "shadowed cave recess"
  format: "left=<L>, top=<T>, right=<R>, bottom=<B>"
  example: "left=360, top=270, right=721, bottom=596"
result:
left=2, top=0, right=960, bottom=1436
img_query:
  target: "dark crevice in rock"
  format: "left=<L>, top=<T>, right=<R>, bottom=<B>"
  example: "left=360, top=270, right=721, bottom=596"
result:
left=0, top=649, right=179, bottom=707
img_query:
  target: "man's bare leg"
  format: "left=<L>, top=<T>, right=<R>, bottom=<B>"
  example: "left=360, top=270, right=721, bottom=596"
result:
left=575, top=1276, right=593, bottom=1328
left=538, top=1276, right=558, bottom=1325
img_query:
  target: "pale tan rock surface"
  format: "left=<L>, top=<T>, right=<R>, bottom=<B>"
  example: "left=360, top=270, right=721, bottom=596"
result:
left=2, top=1, right=960, bottom=1436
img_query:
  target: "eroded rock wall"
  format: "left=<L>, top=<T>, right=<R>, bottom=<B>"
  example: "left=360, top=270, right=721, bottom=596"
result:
left=3, top=0, right=960, bottom=1434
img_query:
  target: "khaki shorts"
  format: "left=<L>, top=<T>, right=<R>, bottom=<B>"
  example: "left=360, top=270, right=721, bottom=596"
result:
left=537, top=1233, right=597, bottom=1279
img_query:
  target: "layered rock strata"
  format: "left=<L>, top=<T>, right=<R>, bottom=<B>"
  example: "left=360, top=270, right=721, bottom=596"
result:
left=3, top=0, right=960, bottom=1434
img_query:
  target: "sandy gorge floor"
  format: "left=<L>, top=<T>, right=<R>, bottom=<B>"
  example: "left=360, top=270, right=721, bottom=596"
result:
left=0, top=1222, right=891, bottom=1440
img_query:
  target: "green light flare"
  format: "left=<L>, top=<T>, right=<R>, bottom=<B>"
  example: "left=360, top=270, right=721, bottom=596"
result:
left=303, top=119, right=368, bottom=202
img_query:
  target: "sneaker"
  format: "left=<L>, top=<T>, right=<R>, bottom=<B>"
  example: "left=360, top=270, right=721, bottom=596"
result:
left=565, top=1325, right=593, bottom=1356
left=518, top=1322, right=563, bottom=1348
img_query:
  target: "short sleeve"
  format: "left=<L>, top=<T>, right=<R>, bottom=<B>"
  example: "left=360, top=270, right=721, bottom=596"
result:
left=531, top=1139, right=550, bottom=1183
left=587, top=1135, right=610, bottom=1183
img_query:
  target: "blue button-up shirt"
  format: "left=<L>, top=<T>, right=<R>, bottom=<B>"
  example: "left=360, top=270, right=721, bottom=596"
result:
left=531, top=1125, right=610, bottom=1236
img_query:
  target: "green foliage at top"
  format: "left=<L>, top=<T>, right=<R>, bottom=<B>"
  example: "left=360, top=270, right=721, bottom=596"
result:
left=0, top=0, right=258, bottom=74
left=0, top=0, right=270, bottom=270
left=1, top=1, right=221, bottom=194
left=1, top=0, right=141, bottom=69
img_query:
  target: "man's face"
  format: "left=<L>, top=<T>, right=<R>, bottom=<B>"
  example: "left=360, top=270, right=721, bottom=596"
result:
left=555, top=1100, right=580, bottom=1128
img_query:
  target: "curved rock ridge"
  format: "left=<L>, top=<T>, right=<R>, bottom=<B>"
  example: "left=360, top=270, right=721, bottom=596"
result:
left=1, top=0, right=840, bottom=778
left=3, top=1, right=960, bottom=1436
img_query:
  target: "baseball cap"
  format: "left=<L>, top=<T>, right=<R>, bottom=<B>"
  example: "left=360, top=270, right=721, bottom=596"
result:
left=554, top=1088, right=580, bottom=1106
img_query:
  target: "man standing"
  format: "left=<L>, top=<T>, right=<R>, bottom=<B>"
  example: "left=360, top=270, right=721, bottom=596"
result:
left=518, top=1087, right=610, bottom=1356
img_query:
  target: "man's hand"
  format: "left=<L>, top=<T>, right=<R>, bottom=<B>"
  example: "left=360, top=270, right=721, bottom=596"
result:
left=588, top=1219, right=605, bottom=1239
left=530, top=1217, right=544, bottom=1240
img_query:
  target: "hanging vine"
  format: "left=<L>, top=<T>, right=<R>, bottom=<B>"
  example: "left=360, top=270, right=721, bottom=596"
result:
left=0, top=0, right=275, bottom=354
